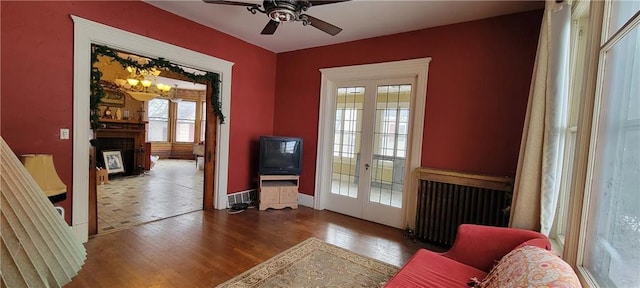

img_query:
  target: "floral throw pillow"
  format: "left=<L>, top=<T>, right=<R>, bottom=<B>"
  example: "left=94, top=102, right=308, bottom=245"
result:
left=476, top=246, right=581, bottom=288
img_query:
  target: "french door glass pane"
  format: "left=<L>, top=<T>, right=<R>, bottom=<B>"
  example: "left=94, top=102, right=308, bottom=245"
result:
left=331, top=87, right=364, bottom=198
left=370, top=84, right=411, bottom=208
left=584, top=22, right=639, bottom=287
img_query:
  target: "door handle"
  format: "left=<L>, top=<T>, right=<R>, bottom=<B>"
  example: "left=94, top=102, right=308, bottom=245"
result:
left=364, top=163, right=370, bottom=170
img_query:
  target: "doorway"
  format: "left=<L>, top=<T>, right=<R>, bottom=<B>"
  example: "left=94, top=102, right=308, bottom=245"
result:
left=315, top=58, right=431, bottom=229
left=92, top=51, right=210, bottom=234
left=72, top=16, right=233, bottom=242
left=325, top=78, right=415, bottom=227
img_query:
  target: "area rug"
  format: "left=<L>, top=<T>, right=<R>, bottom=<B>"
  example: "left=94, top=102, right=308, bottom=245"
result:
left=215, top=237, right=399, bottom=288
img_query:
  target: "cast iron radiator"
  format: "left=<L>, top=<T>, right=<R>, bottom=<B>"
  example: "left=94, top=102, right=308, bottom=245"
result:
left=414, top=168, right=514, bottom=247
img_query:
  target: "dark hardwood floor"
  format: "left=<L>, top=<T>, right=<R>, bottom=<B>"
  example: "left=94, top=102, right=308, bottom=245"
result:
left=66, top=206, right=443, bottom=288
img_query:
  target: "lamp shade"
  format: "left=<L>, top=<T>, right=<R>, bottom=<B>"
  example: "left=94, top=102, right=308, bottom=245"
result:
left=128, top=91, right=158, bottom=102
left=1, top=137, right=86, bottom=287
left=19, top=154, right=66, bottom=198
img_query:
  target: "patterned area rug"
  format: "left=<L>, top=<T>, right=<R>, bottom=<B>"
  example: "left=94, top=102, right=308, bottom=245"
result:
left=215, top=237, right=399, bottom=288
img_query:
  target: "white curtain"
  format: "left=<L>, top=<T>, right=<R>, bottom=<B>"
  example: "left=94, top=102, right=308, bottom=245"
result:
left=510, top=0, right=570, bottom=235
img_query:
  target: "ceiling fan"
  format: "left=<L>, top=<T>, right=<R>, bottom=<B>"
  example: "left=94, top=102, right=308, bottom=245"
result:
left=202, top=0, right=348, bottom=36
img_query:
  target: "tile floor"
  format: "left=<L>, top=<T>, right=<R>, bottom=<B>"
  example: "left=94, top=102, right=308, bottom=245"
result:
left=97, top=159, right=203, bottom=234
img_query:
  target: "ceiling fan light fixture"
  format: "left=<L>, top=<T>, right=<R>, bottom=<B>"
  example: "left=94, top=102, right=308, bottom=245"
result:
left=268, top=8, right=296, bottom=22
left=126, top=78, right=140, bottom=87
left=203, top=0, right=345, bottom=35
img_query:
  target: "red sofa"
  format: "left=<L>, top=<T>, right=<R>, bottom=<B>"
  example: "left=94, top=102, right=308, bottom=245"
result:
left=385, top=224, right=552, bottom=287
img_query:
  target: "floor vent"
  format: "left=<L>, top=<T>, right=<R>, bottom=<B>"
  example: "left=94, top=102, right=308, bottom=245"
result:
left=227, top=190, right=257, bottom=208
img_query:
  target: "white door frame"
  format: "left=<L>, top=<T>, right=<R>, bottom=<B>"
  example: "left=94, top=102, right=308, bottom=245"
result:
left=72, top=16, right=234, bottom=242
left=315, top=58, right=431, bottom=228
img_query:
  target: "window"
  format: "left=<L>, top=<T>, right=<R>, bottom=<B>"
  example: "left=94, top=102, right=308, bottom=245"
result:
left=554, top=2, right=590, bottom=249
left=200, top=101, right=206, bottom=142
left=581, top=3, right=640, bottom=286
left=557, top=3, right=640, bottom=287
left=175, top=101, right=196, bottom=142
left=148, top=98, right=169, bottom=141
left=148, top=96, right=206, bottom=144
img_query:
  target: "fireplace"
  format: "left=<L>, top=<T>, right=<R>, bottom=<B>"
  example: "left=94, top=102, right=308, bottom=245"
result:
left=94, top=137, right=140, bottom=175
left=95, top=120, right=146, bottom=176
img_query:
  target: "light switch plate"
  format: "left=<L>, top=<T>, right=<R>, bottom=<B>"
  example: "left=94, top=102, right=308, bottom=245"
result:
left=60, top=128, right=70, bottom=140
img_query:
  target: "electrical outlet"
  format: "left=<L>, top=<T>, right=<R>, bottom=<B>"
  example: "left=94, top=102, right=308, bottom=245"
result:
left=60, top=128, right=69, bottom=140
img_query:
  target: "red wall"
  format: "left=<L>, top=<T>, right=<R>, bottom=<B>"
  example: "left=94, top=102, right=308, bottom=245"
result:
left=274, top=10, right=543, bottom=196
left=0, top=1, right=276, bottom=223
left=1, top=1, right=543, bottom=220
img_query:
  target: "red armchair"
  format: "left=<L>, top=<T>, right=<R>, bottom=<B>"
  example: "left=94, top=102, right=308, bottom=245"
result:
left=442, top=224, right=551, bottom=272
left=385, top=224, right=551, bottom=287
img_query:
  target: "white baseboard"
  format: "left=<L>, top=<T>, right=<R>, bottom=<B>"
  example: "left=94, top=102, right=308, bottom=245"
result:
left=72, top=222, right=89, bottom=243
left=298, top=193, right=314, bottom=208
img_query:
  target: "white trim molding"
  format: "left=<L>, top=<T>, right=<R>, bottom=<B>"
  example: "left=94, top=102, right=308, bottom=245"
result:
left=314, top=58, right=431, bottom=227
left=298, top=193, right=314, bottom=208
left=72, top=15, right=234, bottom=242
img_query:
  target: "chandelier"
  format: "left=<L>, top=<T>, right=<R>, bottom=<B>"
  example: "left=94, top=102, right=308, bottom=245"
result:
left=114, top=67, right=181, bottom=102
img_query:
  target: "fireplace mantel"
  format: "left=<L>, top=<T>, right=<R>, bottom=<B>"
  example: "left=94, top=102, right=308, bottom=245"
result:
left=98, top=119, right=145, bottom=131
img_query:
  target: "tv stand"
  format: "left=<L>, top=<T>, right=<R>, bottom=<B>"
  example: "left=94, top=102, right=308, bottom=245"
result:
left=258, top=175, right=299, bottom=210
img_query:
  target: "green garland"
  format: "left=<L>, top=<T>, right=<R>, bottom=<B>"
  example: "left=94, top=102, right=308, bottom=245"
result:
left=90, top=45, right=224, bottom=130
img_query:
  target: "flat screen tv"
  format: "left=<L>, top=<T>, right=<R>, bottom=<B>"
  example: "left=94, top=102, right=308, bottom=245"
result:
left=258, top=136, right=303, bottom=175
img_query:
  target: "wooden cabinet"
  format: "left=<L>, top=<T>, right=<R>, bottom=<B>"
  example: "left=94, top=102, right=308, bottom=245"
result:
left=259, top=175, right=299, bottom=210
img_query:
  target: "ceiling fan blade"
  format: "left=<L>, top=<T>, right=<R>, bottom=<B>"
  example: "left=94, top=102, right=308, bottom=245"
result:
left=303, top=14, right=342, bottom=36
left=308, top=0, right=350, bottom=6
left=261, top=20, right=280, bottom=35
left=202, top=0, right=259, bottom=7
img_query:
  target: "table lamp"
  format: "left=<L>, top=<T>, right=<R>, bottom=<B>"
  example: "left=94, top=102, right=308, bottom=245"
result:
left=19, top=154, right=67, bottom=203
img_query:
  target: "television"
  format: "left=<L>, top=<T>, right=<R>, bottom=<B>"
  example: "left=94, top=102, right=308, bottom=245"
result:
left=258, top=136, right=303, bottom=175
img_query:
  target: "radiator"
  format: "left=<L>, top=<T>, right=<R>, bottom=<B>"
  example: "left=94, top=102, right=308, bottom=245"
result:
left=414, top=168, right=513, bottom=247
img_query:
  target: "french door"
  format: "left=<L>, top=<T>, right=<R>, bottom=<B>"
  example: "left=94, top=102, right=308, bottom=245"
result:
left=324, top=78, right=415, bottom=228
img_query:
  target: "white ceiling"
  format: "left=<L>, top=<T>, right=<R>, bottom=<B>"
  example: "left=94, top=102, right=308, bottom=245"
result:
left=144, top=0, right=543, bottom=53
